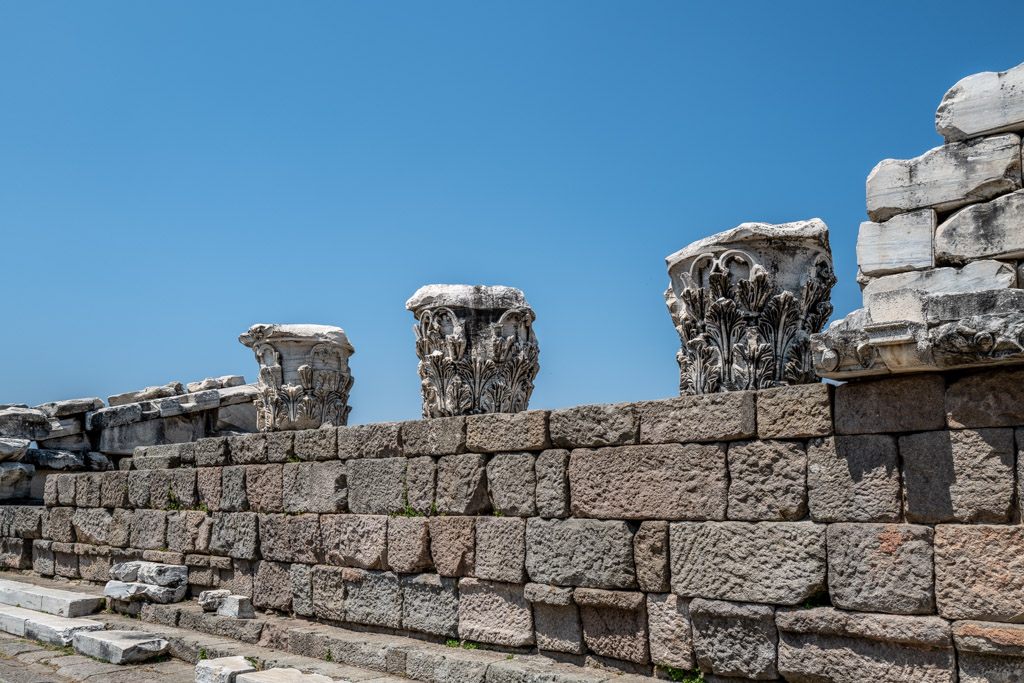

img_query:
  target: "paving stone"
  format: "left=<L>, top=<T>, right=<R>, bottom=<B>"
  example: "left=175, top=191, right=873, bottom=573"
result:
left=525, top=517, right=635, bottom=589
left=575, top=588, right=649, bottom=664
left=220, top=466, right=248, bottom=512
left=646, top=593, right=693, bottom=669
left=900, top=429, right=1015, bottom=523
left=283, top=461, right=347, bottom=514
left=429, top=516, right=475, bottom=577
left=549, top=402, right=638, bottom=448
left=935, top=524, right=1024, bottom=622
left=347, top=458, right=406, bottom=515
left=337, top=421, right=403, bottom=459
left=401, top=573, right=459, bottom=637
left=402, top=417, right=466, bottom=456
left=72, top=629, right=168, bottom=664
left=946, top=367, right=1024, bottom=428
left=756, top=383, right=832, bottom=439
left=690, top=598, right=777, bottom=679
left=197, top=467, right=223, bottom=512
left=474, top=516, right=526, bottom=583
left=486, top=452, right=536, bottom=516
left=166, top=510, right=212, bottom=554
left=294, top=427, right=337, bottom=461
left=321, top=514, right=388, bottom=569
left=344, top=568, right=402, bottom=628
left=311, top=565, right=346, bottom=621
left=639, top=392, right=756, bottom=444
left=727, top=439, right=807, bottom=521
left=458, top=578, right=533, bottom=647
left=435, top=454, right=489, bottom=515
left=534, top=449, right=570, bottom=518
left=633, top=520, right=668, bottom=593
left=834, top=374, right=946, bottom=434
left=254, top=560, right=292, bottom=611
left=465, top=411, right=550, bottom=453
left=405, top=456, right=436, bottom=515
left=228, top=433, right=268, bottom=465
left=387, top=517, right=431, bottom=573
left=670, top=521, right=826, bottom=605
left=807, top=435, right=902, bottom=523
left=568, top=444, right=727, bottom=520
left=209, top=512, right=259, bottom=560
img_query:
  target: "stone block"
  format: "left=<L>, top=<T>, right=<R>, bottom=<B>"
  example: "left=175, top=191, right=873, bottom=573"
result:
left=55, top=473, right=76, bottom=506
left=290, top=562, right=313, bottom=617
left=935, top=524, right=1024, bottom=622
left=221, top=465, right=248, bottom=512
left=402, top=573, right=459, bottom=637
left=209, top=512, right=259, bottom=560
left=435, top=453, right=489, bottom=515
left=294, top=427, right=337, bottom=461
left=864, top=260, right=1017, bottom=305
left=647, top=593, right=693, bottom=669
left=47, top=506, right=75, bottom=543
left=289, top=514, right=322, bottom=565
left=575, top=588, right=649, bottom=664
left=169, top=468, right=196, bottom=509
left=387, top=516, right=431, bottom=573
left=857, top=209, right=936, bottom=277
left=807, top=435, right=902, bottom=523
left=337, top=421, right=403, bottom=459
left=866, top=133, right=1022, bottom=222
left=71, top=507, right=112, bottom=545
left=936, top=188, right=1024, bottom=265
left=690, top=598, right=777, bottom=680
left=53, top=542, right=79, bottom=578
left=217, top=594, right=255, bottom=619
left=130, top=510, right=168, bottom=550
left=756, top=383, right=833, bottom=439
left=936, top=62, right=1024, bottom=141
left=108, top=508, right=133, bottom=547
left=827, top=523, right=934, bottom=614
left=466, top=411, right=550, bottom=453
left=430, top=515, right=475, bottom=577
left=147, top=470, right=174, bottom=509
left=670, top=521, right=826, bottom=605
left=253, top=560, right=292, bottom=612
left=946, top=367, right=1024, bottom=428
left=474, top=516, right=525, bottom=583
left=33, top=540, right=55, bottom=575
left=534, top=449, right=570, bottom=519
left=245, top=464, right=283, bottom=513
left=727, top=439, right=807, bottom=521
left=227, top=433, right=267, bottom=465
left=776, top=607, right=955, bottom=682
left=639, top=392, right=757, bottom=445
left=256, top=512, right=289, bottom=562
left=72, top=629, right=168, bottom=665
left=458, top=578, right=533, bottom=647
left=282, top=461, right=347, bottom=514
left=321, top=514, right=388, bottom=569
left=43, top=474, right=58, bottom=507
left=402, top=416, right=466, bottom=456
left=834, top=374, right=946, bottom=435
left=310, top=565, right=345, bottom=621
left=264, top=432, right=293, bottom=463
left=344, top=568, right=402, bottom=628
left=901, top=429, right=1015, bottom=523
left=196, top=467, right=222, bottom=512
left=195, top=438, right=228, bottom=468
left=486, top=452, right=536, bottom=516
left=166, top=510, right=210, bottom=553
left=347, top=457, right=406, bottom=515
left=99, top=471, right=129, bottom=509
left=0, top=537, right=31, bottom=569
left=195, top=655, right=258, bottom=683
left=525, top=517, right=635, bottom=589
left=76, top=473, right=101, bottom=507
left=549, top=402, right=638, bottom=448
left=568, top=443, right=727, bottom=520
left=634, top=520, right=669, bottom=593
left=953, top=620, right=1024, bottom=683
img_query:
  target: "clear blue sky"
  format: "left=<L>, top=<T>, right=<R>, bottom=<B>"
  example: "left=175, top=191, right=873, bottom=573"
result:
left=2, top=2, right=1022, bottom=423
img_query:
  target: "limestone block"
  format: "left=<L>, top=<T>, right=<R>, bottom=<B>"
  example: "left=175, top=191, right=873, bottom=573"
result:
left=195, top=655, right=257, bottom=683
left=337, top=421, right=402, bottom=459
left=807, top=435, right=901, bottom=522
left=953, top=620, right=1024, bottom=683
left=727, top=439, right=807, bottom=521
left=549, top=402, right=638, bottom=449
left=670, top=521, right=826, bottom=605
left=72, top=629, right=167, bottom=664
left=946, top=367, right=1024, bottom=428
left=534, top=449, right=569, bottom=518
left=935, top=189, right=1024, bottom=265
left=98, top=413, right=210, bottom=455
left=108, top=381, right=184, bottom=407
left=343, top=568, right=402, bottom=628
left=220, top=466, right=248, bottom=512
left=857, top=209, right=936, bottom=277
left=195, top=437, right=228, bottom=467
left=466, top=410, right=550, bottom=453
left=756, top=383, right=833, bottom=439
left=72, top=507, right=112, bottom=545
left=0, top=406, right=53, bottom=440
left=575, top=588, right=649, bottom=664
left=321, top=514, right=388, bottom=569
left=690, top=598, right=777, bottom=679
left=634, top=520, right=669, bottom=593
left=282, top=461, right=347, bottom=514
left=866, top=133, right=1022, bottom=222
left=900, top=429, right=1014, bottom=523
left=197, top=467, right=223, bottom=512
left=776, top=607, right=955, bottom=682
left=405, top=455, right=435, bottom=515
left=166, top=510, right=211, bottom=554
left=568, top=443, right=727, bottom=520
left=209, top=512, right=259, bottom=560
left=244, top=464, right=282, bottom=513
left=638, top=392, right=756, bottom=444
left=474, top=516, right=525, bottom=583
left=863, top=260, right=1017, bottom=306
left=834, top=374, right=946, bottom=435
left=525, top=517, right=635, bottom=589
left=347, top=457, right=405, bottom=515
left=429, top=515, right=475, bottom=577
left=827, top=523, right=934, bottom=614
left=402, top=416, right=467, bottom=456
left=289, top=513, right=322, bottom=565
left=130, top=510, right=168, bottom=550
left=401, top=573, right=459, bottom=637
left=935, top=524, right=1024, bottom=622
left=217, top=594, right=255, bottom=619
left=458, top=578, right=533, bottom=647
left=104, top=580, right=185, bottom=604
left=387, top=516, right=431, bottom=573
left=647, top=593, right=694, bottom=669
left=253, top=560, right=292, bottom=612
left=290, top=562, right=313, bottom=617
left=237, top=669, right=333, bottom=683
left=310, top=565, right=345, bottom=621
left=36, top=397, right=103, bottom=418
left=294, top=428, right=336, bottom=462
left=22, top=448, right=84, bottom=470
left=99, top=471, right=129, bottom=509
left=936, top=62, right=1024, bottom=141
left=486, top=452, right=536, bottom=516
left=435, top=453, right=489, bottom=515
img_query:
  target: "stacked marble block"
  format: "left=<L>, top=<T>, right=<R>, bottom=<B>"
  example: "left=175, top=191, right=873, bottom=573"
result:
left=9, top=367, right=1024, bottom=681
left=817, top=61, right=1024, bottom=378
left=104, top=560, right=188, bottom=614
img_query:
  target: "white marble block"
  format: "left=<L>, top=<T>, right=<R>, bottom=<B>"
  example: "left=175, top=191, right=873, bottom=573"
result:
left=936, top=61, right=1024, bottom=142
left=935, top=189, right=1024, bottom=264
left=857, top=209, right=935, bottom=277
left=862, top=260, right=1017, bottom=301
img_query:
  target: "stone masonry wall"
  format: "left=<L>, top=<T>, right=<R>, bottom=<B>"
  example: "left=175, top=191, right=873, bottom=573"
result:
left=5, top=367, right=1024, bottom=680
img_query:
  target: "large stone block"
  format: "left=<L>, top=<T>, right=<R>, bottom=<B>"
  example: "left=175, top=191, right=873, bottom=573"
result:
left=195, top=438, right=227, bottom=468
left=99, top=471, right=129, bottom=509
left=289, top=513, right=322, bottom=565
left=549, top=402, right=638, bottom=448
left=196, top=467, right=222, bottom=512
left=486, top=452, right=536, bottom=516
left=405, top=456, right=435, bottom=515
left=347, top=458, right=405, bottom=515
left=320, top=514, right=388, bottom=569
left=946, top=367, right=1024, bottom=429
left=402, top=417, right=466, bottom=456
left=575, top=588, right=649, bottom=664
left=130, top=510, right=168, bottom=550
left=670, top=521, right=826, bottom=605
left=857, top=209, right=936, bottom=276
left=827, top=523, right=934, bottom=615
left=256, top=513, right=290, bottom=562
left=310, top=565, right=345, bottom=621
left=935, top=525, right=1024, bottom=622
left=525, top=517, right=635, bottom=589
left=534, top=449, right=569, bottom=518
left=343, top=568, right=402, bottom=628
left=290, top=562, right=313, bottom=617
left=936, top=188, right=1024, bottom=265
left=336, top=422, right=402, bottom=459
left=401, top=573, right=458, bottom=637
left=638, top=392, right=756, bottom=444
left=435, top=454, right=489, bottom=515
left=166, top=510, right=211, bottom=554
left=474, top=516, right=525, bottom=583
left=900, top=429, right=1015, bottom=523
left=647, top=593, right=693, bottom=670
left=244, top=465, right=282, bottom=513
left=209, top=512, right=259, bottom=560
left=72, top=508, right=112, bottom=546
left=75, top=473, right=101, bottom=507
left=524, top=584, right=583, bottom=654
left=220, top=466, right=248, bottom=512
left=936, top=61, right=1024, bottom=141
left=458, top=578, right=533, bottom=647
left=953, top=620, right=1024, bottom=683
left=863, top=260, right=1017, bottom=304
left=48, top=506, right=75, bottom=543
left=690, top=599, right=777, bottom=680
left=633, top=520, right=669, bottom=593
left=265, top=432, right=294, bottom=463
left=568, top=444, right=727, bottom=520
left=466, top=410, right=550, bottom=453
left=776, top=607, right=955, bottom=682
left=294, top=427, right=337, bottom=462
left=807, top=435, right=901, bottom=523
left=253, top=560, right=292, bottom=612
left=834, top=374, right=946, bottom=435
left=429, top=516, right=475, bottom=577
left=282, top=461, right=346, bottom=514
left=756, top=383, right=833, bottom=439
left=727, top=439, right=807, bottom=521
left=387, top=517, right=431, bottom=573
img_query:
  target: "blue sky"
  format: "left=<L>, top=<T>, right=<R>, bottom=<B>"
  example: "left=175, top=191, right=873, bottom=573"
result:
left=2, top=1, right=1022, bottom=423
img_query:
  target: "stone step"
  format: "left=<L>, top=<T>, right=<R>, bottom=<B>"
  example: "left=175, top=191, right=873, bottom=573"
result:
left=237, top=668, right=337, bottom=682
left=0, top=577, right=104, bottom=617
left=0, top=603, right=104, bottom=646
left=73, top=628, right=169, bottom=665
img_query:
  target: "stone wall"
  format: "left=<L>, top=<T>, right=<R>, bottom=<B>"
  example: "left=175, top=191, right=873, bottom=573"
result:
left=4, top=366, right=1024, bottom=680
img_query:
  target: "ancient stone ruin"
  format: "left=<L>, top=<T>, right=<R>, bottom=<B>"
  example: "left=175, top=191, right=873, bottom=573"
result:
left=1, top=61, right=1024, bottom=683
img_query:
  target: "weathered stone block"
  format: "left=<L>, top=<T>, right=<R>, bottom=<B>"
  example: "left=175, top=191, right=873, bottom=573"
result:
left=228, top=433, right=267, bottom=465
left=289, top=513, right=322, bottom=565
left=525, top=518, right=635, bottom=589
left=807, top=435, right=900, bottom=523
left=639, top=392, right=756, bottom=444
left=33, top=540, right=54, bottom=576
left=337, top=422, right=402, bottom=459
left=403, top=417, right=466, bottom=456
left=100, top=471, right=129, bottom=509
left=347, top=457, right=405, bottom=515
left=166, top=510, right=211, bottom=554
left=72, top=507, right=112, bottom=545
left=290, top=562, right=313, bottom=617
left=634, top=520, right=668, bottom=593
left=321, top=514, right=388, bottom=569
left=195, top=438, right=227, bottom=468
left=47, top=506, right=75, bottom=543
left=430, top=515, right=475, bottom=577
left=946, top=367, right=1024, bottom=429
left=196, top=467, right=222, bottom=512
left=209, top=512, right=259, bottom=560
left=169, top=469, right=196, bottom=509
left=109, top=508, right=133, bottom=547
left=857, top=208, right=936, bottom=276
left=569, top=444, right=727, bottom=520
left=253, top=560, right=292, bottom=612
left=834, top=374, right=946, bottom=435
left=466, top=411, right=550, bottom=453
left=936, top=189, right=1024, bottom=265
left=311, top=564, right=345, bottom=621
left=901, top=429, right=1015, bottom=523
left=401, top=573, right=458, bottom=637
left=53, top=542, right=79, bottom=578
left=474, top=516, right=525, bottom=583
left=148, top=470, right=174, bottom=510
left=936, top=62, right=1024, bottom=141
left=282, top=461, right=346, bottom=514
left=486, top=452, right=536, bottom=516
left=575, top=588, right=649, bottom=664
left=524, top=583, right=584, bottom=654
left=435, top=454, right=489, bottom=515
left=935, top=525, right=1024, bottom=622
left=220, top=466, right=248, bottom=512
left=690, top=598, right=777, bottom=680
left=343, top=568, right=402, bottom=628
left=953, top=620, right=1024, bottom=683
left=405, top=456, right=435, bottom=515
left=244, top=464, right=283, bottom=513
left=756, top=383, right=833, bottom=439
left=670, top=521, right=826, bottom=605
left=0, top=537, right=31, bottom=569
left=55, top=473, right=77, bottom=506
left=257, top=513, right=290, bottom=562
left=458, top=578, right=533, bottom=647
left=534, top=449, right=569, bottom=518
left=549, top=402, right=638, bottom=448
left=130, top=510, right=168, bottom=550
left=647, top=593, right=693, bottom=669
left=76, top=473, right=101, bottom=507
left=727, top=439, right=807, bottom=521
left=828, top=523, right=934, bottom=615
left=387, top=517, right=431, bottom=573
left=294, top=427, right=337, bottom=461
